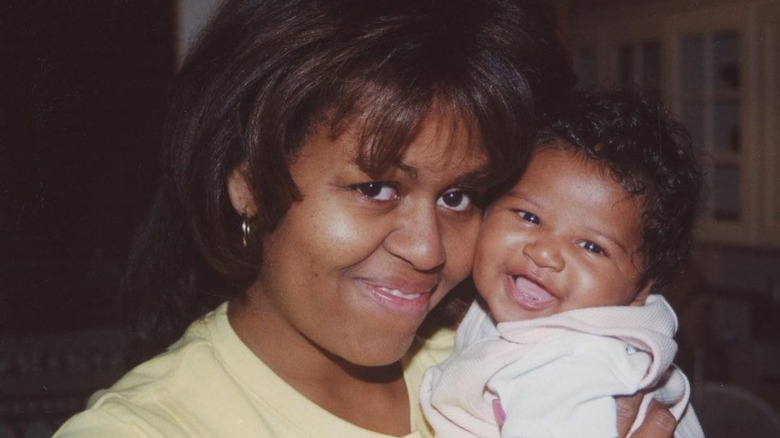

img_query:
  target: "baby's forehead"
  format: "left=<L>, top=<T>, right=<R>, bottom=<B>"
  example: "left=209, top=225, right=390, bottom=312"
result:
left=523, top=146, right=647, bottom=237
left=533, top=140, right=650, bottom=197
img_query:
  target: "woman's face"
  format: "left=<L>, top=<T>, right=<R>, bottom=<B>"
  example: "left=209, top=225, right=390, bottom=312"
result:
left=233, top=111, right=488, bottom=366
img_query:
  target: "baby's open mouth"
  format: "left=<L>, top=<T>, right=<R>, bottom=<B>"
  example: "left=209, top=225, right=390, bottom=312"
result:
left=510, top=275, right=557, bottom=309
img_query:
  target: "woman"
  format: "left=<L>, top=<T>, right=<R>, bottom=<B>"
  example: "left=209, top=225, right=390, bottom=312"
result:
left=55, top=0, right=677, bottom=436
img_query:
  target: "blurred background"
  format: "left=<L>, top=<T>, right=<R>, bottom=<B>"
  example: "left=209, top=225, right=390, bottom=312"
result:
left=1, top=0, right=779, bottom=436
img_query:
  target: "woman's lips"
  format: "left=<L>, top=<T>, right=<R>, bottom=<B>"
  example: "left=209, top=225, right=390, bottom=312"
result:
left=375, top=286, right=422, bottom=301
left=360, top=279, right=437, bottom=317
left=507, top=275, right=557, bottom=310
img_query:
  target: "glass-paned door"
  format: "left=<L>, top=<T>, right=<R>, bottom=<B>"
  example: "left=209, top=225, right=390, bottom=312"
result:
left=680, top=31, right=741, bottom=221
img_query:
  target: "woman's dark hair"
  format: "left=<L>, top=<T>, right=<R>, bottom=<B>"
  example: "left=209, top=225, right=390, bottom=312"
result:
left=125, top=0, right=575, bottom=353
left=535, top=88, right=704, bottom=296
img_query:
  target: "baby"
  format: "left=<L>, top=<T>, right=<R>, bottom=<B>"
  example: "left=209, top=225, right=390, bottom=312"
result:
left=421, top=89, right=705, bottom=437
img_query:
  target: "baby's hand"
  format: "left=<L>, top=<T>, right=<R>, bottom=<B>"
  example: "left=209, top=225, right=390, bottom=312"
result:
left=616, top=395, right=676, bottom=438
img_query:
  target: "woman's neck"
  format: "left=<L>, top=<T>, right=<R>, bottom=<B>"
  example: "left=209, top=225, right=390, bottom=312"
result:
left=228, top=296, right=412, bottom=436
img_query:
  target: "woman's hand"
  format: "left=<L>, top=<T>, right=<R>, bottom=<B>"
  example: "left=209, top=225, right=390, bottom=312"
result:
left=616, top=394, right=677, bottom=438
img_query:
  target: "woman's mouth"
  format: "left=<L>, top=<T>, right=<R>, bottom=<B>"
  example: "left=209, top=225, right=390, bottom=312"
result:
left=360, top=280, right=437, bottom=317
left=379, top=287, right=422, bottom=300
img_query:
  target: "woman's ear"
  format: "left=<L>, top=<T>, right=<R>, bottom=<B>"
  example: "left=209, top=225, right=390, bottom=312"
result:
left=227, top=164, right=257, bottom=217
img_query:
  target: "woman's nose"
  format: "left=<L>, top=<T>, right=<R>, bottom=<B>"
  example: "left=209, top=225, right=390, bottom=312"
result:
left=384, top=204, right=446, bottom=272
left=522, top=236, right=564, bottom=271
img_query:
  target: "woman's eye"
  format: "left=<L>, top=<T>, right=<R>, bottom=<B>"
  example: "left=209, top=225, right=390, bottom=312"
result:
left=517, top=210, right=540, bottom=225
left=354, top=182, right=398, bottom=201
left=437, top=189, right=474, bottom=212
left=578, top=241, right=606, bottom=255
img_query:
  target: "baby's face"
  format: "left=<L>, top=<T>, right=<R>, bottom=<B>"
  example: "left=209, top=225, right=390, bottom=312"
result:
left=473, top=146, right=649, bottom=323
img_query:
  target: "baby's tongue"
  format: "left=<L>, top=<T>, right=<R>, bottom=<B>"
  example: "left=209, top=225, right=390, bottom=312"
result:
left=512, top=276, right=555, bottom=307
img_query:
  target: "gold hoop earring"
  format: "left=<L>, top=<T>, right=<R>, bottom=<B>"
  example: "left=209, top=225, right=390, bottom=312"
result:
left=241, top=217, right=252, bottom=248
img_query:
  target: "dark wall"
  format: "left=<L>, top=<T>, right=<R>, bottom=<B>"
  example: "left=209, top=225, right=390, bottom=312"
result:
left=1, top=1, right=175, bottom=334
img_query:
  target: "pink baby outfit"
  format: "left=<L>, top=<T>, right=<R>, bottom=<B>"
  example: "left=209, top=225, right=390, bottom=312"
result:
left=420, top=295, right=703, bottom=437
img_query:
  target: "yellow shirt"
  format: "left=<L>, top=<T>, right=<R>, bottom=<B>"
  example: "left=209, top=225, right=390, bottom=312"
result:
left=53, top=302, right=454, bottom=437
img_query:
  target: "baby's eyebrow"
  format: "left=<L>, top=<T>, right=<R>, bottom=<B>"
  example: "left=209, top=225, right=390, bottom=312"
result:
left=505, top=189, right=543, bottom=209
left=584, top=226, right=630, bottom=255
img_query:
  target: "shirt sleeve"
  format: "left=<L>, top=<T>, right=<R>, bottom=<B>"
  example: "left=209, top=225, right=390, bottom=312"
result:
left=53, top=409, right=149, bottom=438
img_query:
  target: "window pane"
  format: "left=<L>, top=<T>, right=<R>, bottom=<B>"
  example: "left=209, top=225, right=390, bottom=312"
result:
left=714, top=100, right=740, bottom=153
left=575, top=48, right=596, bottom=89
left=774, top=159, right=780, bottom=222
left=642, top=40, right=662, bottom=86
left=684, top=101, right=705, bottom=151
left=682, top=35, right=705, bottom=92
left=618, top=44, right=634, bottom=85
left=709, top=165, right=741, bottom=220
left=641, top=40, right=663, bottom=99
left=714, top=32, right=740, bottom=90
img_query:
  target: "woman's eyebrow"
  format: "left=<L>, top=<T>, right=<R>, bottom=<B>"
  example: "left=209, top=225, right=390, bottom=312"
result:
left=351, top=158, right=488, bottom=186
left=452, top=167, right=491, bottom=187
left=396, top=161, right=419, bottom=179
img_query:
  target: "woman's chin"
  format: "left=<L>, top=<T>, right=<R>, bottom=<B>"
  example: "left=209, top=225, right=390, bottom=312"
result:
left=338, top=336, right=416, bottom=369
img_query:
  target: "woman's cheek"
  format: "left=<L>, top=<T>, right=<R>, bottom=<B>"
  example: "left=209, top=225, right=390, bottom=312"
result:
left=443, top=215, right=482, bottom=284
left=314, top=205, right=389, bottom=251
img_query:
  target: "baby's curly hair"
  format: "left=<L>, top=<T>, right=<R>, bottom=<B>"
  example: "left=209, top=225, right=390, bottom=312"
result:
left=535, top=89, right=704, bottom=295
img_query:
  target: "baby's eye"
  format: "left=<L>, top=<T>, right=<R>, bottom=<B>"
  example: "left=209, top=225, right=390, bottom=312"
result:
left=354, top=182, right=398, bottom=201
left=437, top=189, right=474, bottom=212
left=516, top=210, right=540, bottom=225
left=578, top=241, right=606, bottom=255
